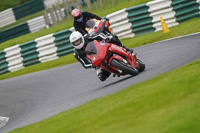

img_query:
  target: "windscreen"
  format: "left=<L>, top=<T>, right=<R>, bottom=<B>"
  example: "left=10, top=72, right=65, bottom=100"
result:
left=86, top=19, right=96, bottom=28
left=85, top=41, right=97, bottom=55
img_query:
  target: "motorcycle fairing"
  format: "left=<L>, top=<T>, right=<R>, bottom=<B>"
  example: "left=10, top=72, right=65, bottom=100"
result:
left=86, top=40, right=110, bottom=67
left=85, top=40, right=140, bottom=74
left=108, top=44, right=140, bottom=70
left=86, top=20, right=104, bottom=35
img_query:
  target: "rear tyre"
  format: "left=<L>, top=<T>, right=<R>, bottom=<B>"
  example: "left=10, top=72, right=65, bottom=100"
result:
left=137, top=59, right=145, bottom=72
left=110, top=59, right=138, bottom=76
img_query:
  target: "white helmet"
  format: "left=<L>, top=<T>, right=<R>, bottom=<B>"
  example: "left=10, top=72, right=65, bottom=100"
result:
left=70, top=31, right=85, bottom=49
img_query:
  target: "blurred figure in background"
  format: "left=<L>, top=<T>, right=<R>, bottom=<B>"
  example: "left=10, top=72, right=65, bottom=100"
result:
left=72, top=8, right=101, bottom=35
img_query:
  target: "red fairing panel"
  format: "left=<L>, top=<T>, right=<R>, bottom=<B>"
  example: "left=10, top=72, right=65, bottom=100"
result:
left=87, top=41, right=110, bottom=67
left=109, top=44, right=129, bottom=57
left=108, top=44, right=139, bottom=70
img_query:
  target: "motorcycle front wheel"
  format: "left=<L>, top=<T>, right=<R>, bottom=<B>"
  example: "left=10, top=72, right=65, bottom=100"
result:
left=110, top=59, right=139, bottom=76
left=137, top=59, right=145, bottom=72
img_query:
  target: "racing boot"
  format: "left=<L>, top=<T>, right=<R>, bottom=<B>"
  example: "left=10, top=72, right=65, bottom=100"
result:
left=96, top=67, right=111, bottom=81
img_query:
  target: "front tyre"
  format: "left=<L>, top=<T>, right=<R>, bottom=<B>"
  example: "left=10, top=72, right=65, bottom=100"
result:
left=110, top=59, right=138, bottom=76
left=137, top=59, right=145, bottom=72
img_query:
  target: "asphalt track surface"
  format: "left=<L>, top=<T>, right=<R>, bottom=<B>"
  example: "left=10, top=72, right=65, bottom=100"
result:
left=0, top=33, right=200, bottom=133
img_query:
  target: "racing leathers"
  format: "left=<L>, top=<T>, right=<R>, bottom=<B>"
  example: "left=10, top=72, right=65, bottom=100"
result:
left=73, top=11, right=101, bottom=35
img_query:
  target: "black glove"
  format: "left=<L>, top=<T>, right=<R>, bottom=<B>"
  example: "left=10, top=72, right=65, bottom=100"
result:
left=105, top=34, right=113, bottom=43
left=84, top=34, right=89, bottom=40
left=101, top=18, right=106, bottom=22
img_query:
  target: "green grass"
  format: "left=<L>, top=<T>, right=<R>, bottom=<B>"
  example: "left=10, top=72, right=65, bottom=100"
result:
left=9, top=59, right=200, bottom=133
left=1, top=17, right=200, bottom=80
left=0, top=0, right=153, bottom=50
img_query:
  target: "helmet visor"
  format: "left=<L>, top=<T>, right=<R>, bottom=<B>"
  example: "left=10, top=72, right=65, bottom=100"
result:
left=73, top=38, right=82, bottom=46
left=75, top=15, right=83, bottom=22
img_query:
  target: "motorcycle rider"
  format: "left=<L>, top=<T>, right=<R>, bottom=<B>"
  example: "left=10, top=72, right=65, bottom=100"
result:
left=70, top=31, right=112, bottom=81
left=72, top=9, right=133, bottom=53
left=72, top=8, right=101, bottom=35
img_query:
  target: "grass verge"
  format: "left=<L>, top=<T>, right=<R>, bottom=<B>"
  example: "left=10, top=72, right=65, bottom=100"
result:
left=0, top=17, right=200, bottom=80
left=9, top=59, right=200, bottom=133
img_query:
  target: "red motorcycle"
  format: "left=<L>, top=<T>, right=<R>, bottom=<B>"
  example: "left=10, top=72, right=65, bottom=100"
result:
left=85, top=40, right=145, bottom=77
left=85, top=19, right=145, bottom=77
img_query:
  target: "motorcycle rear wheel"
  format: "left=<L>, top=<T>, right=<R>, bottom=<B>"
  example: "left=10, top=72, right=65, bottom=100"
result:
left=110, top=59, right=139, bottom=76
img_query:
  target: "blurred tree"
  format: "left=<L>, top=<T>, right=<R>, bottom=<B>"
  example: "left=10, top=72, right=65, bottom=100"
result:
left=112, top=0, right=117, bottom=5
left=86, top=0, right=92, bottom=11
left=97, top=0, right=104, bottom=8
